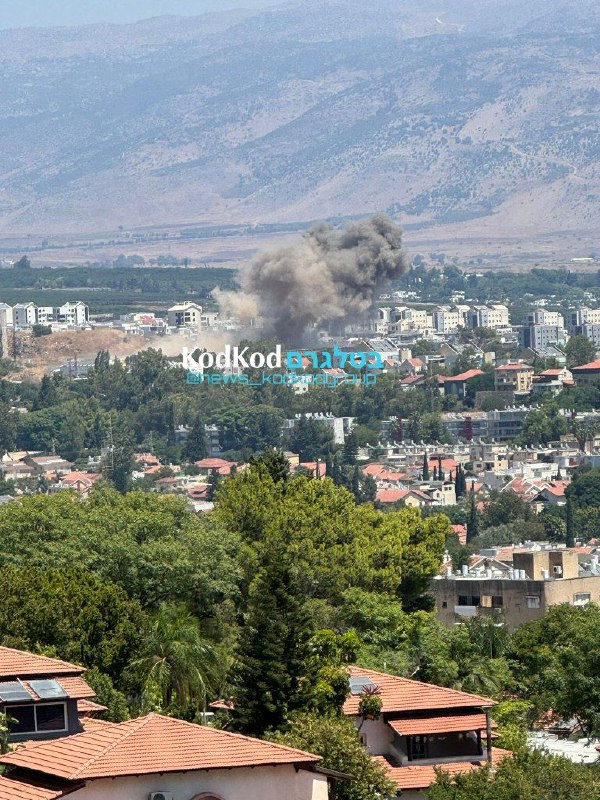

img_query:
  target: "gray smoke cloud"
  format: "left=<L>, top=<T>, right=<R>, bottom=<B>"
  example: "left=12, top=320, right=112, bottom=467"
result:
left=217, top=214, right=409, bottom=343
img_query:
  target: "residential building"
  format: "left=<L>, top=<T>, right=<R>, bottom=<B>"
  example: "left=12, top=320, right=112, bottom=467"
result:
left=519, top=324, right=567, bottom=350
left=524, top=309, right=565, bottom=328
left=531, top=367, right=574, bottom=395
left=432, top=548, right=600, bottom=631
left=0, top=647, right=335, bottom=800
left=494, top=363, right=534, bottom=393
left=284, top=412, right=354, bottom=445
left=54, top=301, right=89, bottom=327
left=13, top=302, right=37, bottom=327
left=571, top=358, right=600, bottom=384
left=439, top=342, right=485, bottom=371
left=344, top=667, right=507, bottom=798
left=0, top=645, right=102, bottom=744
left=568, top=306, right=600, bottom=332
left=0, top=713, right=332, bottom=800
left=433, top=307, right=460, bottom=334
left=0, top=302, right=14, bottom=327
left=440, top=407, right=530, bottom=442
left=577, top=324, right=600, bottom=348
left=439, top=369, right=484, bottom=400
left=167, top=302, right=203, bottom=328
left=468, top=304, right=510, bottom=329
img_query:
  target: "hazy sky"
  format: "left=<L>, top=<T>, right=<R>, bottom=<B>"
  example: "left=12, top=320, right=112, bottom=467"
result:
left=0, top=0, right=279, bottom=29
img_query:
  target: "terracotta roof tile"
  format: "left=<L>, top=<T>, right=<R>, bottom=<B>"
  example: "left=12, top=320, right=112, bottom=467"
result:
left=56, top=676, right=96, bottom=700
left=376, top=489, right=409, bottom=503
left=0, top=646, right=84, bottom=679
left=0, top=713, right=320, bottom=780
left=443, top=369, right=484, bottom=382
left=343, top=667, right=494, bottom=716
left=77, top=699, right=108, bottom=715
left=388, top=712, right=490, bottom=736
left=375, top=747, right=511, bottom=790
left=0, top=775, right=74, bottom=800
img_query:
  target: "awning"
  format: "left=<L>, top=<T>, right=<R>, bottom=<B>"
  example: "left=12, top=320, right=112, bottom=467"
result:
left=388, top=712, right=489, bottom=736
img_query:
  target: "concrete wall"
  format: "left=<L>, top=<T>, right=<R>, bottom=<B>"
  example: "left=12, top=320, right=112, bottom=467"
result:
left=67, top=764, right=329, bottom=800
left=432, top=576, right=600, bottom=631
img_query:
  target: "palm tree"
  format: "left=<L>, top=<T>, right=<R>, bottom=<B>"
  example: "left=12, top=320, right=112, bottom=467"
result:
left=132, top=604, right=219, bottom=712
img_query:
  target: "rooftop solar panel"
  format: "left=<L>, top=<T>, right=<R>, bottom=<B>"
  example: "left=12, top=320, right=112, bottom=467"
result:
left=0, top=680, right=33, bottom=703
left=348, top=677, right=376, bottom=695
left=29, top=679, right=68, bottom=700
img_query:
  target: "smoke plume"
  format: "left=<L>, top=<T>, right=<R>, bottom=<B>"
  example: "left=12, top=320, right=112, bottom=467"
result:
left=216, top=214, right=409, bottom=343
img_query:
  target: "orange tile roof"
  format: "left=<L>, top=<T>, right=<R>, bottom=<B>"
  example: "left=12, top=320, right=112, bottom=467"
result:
left=571, top=358, right=600, bottom=371
left=0, top=646, right=84, bottom=679
left=56, top=676, right=96, bottom=700
left=452, top=524, right=467, bottom=545
left=343, top=667, right=494, bottom=716
left=375, top=747, right=511, bottom=790
left=388, top=712, right=489, bottom=736
left=77, top=699, right=108, bottom=715
left=363, top=463, right=386, bottom=476
left=444, top=369, right=484, bottom=382
left=376, top=489, right=409, bottom=503
left=0, top=775, right=76, bottom=800
left=0, top=713, right=320, bottom=780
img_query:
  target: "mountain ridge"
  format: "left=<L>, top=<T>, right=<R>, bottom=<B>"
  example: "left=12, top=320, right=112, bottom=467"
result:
left=0, top=0, right=598, bottom=242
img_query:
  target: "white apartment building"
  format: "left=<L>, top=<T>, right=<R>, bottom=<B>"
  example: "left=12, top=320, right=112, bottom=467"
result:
left=433, top=306, right=460, bottom=333
left=168, top=302, right=203, bottom=328
left=525, top=308, right=565, bottom=328
left=55, top=301, right=89, bottom=326
left=0, top=303, right=13, bottom=327
left=469, top=304, right=510, bottom=329
left=568, top=306, right=600, bottom=332
left=13, top=302, right=37, bottom=327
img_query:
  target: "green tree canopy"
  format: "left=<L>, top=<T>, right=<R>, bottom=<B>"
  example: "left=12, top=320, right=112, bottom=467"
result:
left=269, top=712, right=396, bottom=800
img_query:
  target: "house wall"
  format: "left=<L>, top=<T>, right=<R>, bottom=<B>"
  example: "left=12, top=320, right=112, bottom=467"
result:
left=432, top=576, right=600, bottom=630
left=69, top=764, right=329, bottom=800
left=353, top=715, right=393, bottom=756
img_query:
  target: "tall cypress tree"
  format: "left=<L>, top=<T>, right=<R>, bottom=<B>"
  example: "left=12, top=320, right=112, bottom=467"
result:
left=232, top=539, right=315, bottom=736
left=565, top=494, right=576, bottom=548
left=342, top=430, right=358, bottom=465
left=422, top=452, right=430, bottom=481
left=183, top=416, right=207, bottom=462
left=466, top=485, right=479, bottom=543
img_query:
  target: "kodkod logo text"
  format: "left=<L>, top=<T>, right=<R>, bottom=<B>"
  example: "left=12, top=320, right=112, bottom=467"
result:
left=183, top=345, right=382, bottom=387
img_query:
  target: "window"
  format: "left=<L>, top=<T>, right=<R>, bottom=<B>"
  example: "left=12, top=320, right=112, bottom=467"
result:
left=408, top=735, right=429, bottom=761
left=9, top=705, right=35, bottom=735
left=7, top=703, right=66, bottom=735
left=574, top=593, right=591, bottom=606
left=526, top=596, right=540, bottom=609
left=458, top=595, right=480, bottom=607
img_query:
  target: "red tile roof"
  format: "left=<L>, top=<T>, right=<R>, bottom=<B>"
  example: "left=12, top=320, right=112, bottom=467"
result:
left=388, top=712, right=490, bottom=736
left=343, top=667, right=494, bottom=716
left=0, top=775, right=77, bottom=800
left=376, top=489, right=409, bottom=504
left=77, top=698, right=108, bottom=715
left=362, top=464, right=386, bottom=477
left=452, top=523, right=467, bottom=545
left=195, top=458, right=235, bottom=469
left=375, top=747, right=511, bottom=790
left=0, top=713, right=321, bottom=780
left=0, top=646, right=84, bottom=679
left=54, top=676, right=96, bottom=700
left=571, top=358, right=600, bottom=371
left=441, top=369, right=484, bottom=382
